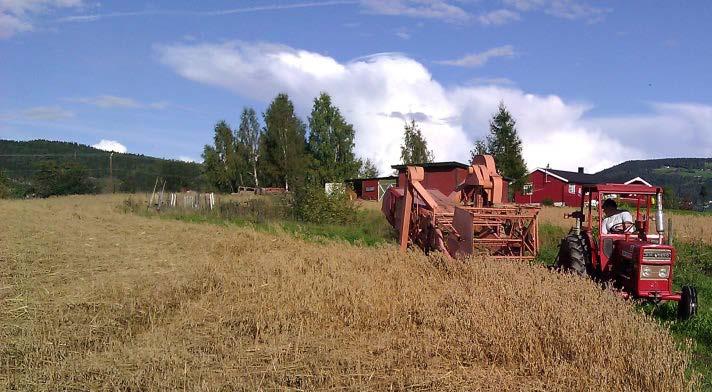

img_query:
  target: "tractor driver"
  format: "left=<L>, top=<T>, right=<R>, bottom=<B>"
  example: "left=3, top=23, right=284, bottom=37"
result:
left=601, top=198, right=635, bottom=234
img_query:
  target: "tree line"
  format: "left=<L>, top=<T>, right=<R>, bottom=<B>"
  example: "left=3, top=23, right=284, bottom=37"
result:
left=203, top=93, right=529, bottom=195
left=202, top=92, right=379, bottom=193
left=0, top=140, right=207, bottom=198
left=0, top=98, right=528, bottom=199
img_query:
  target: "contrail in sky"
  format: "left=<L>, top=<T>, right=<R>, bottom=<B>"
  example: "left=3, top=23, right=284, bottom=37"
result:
left=57, top=1, right=358, bottom=23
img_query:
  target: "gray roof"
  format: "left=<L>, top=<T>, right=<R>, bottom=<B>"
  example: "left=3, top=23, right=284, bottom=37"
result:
left=540, top=168, right=603, bottom=184
left=391, top=161, right=469, bottom=170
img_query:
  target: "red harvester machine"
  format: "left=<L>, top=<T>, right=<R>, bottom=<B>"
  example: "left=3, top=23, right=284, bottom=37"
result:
left=382, top=155, right=540, bottom=259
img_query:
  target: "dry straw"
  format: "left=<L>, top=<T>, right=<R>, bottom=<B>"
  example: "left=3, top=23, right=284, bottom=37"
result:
left=0, top=195, right=695, bottom=390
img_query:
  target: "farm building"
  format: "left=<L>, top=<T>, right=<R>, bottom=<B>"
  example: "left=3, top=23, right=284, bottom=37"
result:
left=514, top=167, right=601, bottom=206
left=391, top=161, right=510, bottom=199
left=346, top=176, right=398, bottom=201
left=624, top=176, right=653, bottom=186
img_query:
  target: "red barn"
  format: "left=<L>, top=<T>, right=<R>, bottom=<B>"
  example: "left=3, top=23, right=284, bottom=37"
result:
left=346, top=176, right=398, bottom=201
left=514, top=167, right=602, bottom=206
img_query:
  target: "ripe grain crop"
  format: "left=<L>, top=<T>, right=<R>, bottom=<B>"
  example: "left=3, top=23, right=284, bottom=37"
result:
left=539, top=206, right=712, bottom=243
left=0, top=195, right=695, bottom=390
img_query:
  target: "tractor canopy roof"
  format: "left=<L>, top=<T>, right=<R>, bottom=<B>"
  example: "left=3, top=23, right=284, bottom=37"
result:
left=582, top=183, right=662, bottom=195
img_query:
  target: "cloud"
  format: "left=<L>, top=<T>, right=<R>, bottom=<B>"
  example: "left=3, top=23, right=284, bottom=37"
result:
left=156, top=40, right=711, bottom=174
left=57, top=1, right=357, bottom=23
left=583, top=103, right=712, bottom=159
left=382, top=111, right=431, bottom=122
left=178, top=156, right=198, bottom=163
left=0, top=0, right=83, bottom=38
left=436, top=45, right=515, bottom=67
left=360, top=0, right=470, bottom=22
left=70, top=95, right=168, bottom=109
left=502, top=0, right=609, bottom=23
left=477, top=9, right=520, bottom=25
left=92, top=139, right=127, bottom=153
left=18, top=105, right=75, bottom=121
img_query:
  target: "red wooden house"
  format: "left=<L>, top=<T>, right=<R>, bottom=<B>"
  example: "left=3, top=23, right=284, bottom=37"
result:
left=514, top=167, right=601, bottom=206
left=346, top=176, right=398, bottom=201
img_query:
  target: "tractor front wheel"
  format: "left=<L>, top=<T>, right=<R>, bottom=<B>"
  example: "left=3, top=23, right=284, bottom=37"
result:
left=678, top=286, right=698, bottom=320
left=555, top=233, right=590, bottom=276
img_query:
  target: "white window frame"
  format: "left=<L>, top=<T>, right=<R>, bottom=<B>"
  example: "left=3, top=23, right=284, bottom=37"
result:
left=523, top=183, right=533, bottom=195
left=568, top=184, right=576, bottom=194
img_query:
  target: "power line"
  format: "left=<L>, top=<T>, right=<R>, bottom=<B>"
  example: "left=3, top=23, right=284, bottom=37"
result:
left=0, top=153, right=113, bottom=157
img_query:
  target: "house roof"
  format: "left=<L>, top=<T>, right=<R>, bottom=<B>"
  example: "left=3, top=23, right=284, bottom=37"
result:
left=624, top=176, right=652, bottom=186
left=391, top=161, right=470, bottom=170
left=345, top=176, right=398, bottom=182
left=534, top=168, right=603, bottom=184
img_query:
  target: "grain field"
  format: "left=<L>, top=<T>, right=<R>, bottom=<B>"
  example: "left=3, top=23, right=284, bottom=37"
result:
left=0, top=195, right=695, bottom=391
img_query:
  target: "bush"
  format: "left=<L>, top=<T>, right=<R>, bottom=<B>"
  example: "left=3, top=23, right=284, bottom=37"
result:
left=292, top=184, right=358, bottom=224
left=33, top=161, right=97, bottom=197
left=0, top=171, right=11, bottom=199
left=542, top=198, right=554, bottom=206
left=218, top=197, right=290, bottom=223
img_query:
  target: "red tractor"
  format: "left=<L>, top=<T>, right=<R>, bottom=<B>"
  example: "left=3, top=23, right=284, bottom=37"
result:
left=556, top=183, right=697, bottom=320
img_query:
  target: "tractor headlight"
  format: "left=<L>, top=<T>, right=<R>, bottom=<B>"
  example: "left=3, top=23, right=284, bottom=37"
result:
left=641, top=266, right=652, bottom=278
left=658, top=267, right=669, bottom=279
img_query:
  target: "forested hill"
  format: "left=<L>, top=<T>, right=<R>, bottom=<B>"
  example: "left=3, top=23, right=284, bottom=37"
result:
left=597, top=158, right=712, bottom=206
left=0, top=139, right=207, bottom=193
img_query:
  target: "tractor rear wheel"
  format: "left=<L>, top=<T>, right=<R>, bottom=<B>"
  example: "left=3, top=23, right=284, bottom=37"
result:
left=555, top=232, right=590, bottom=276
left=678, top=286, right=698, bottom=320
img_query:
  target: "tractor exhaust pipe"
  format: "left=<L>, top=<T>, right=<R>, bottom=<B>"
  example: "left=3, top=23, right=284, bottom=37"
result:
left=656, top=192, right=665, bottom=245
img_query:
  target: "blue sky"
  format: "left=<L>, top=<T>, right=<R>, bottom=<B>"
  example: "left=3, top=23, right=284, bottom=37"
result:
left=1, top=0, right=711, bottom=173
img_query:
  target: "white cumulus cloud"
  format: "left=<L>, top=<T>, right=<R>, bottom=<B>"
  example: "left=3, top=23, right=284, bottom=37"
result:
left=156, top=40, right=712, bottom=174
left=92, top=139, right=127, bottom=153
left=178, top=156, right=198, bottom=163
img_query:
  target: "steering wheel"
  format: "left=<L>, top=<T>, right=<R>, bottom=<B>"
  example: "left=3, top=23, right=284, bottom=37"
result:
left=609, top=221, right=635, bottom=234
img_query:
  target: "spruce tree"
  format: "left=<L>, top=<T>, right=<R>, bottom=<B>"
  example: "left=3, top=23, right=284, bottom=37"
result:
left=359, top=158, right=380, bottom=178
left=400, top=119, right=434, bottom=164
left=473, top=102, right=527, bottom=191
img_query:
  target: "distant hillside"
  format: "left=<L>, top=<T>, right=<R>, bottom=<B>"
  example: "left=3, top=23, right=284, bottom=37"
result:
left=597, top=158, right=712, bottom=206
left=0, top=139, right=208, bottom=193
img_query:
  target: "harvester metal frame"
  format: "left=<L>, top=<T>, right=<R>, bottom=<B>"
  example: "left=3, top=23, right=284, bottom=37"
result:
left=384, top=155, right=540, bottom=260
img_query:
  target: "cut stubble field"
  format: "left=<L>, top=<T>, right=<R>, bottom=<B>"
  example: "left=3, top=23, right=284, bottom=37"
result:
left=0, top=195, right=700, bottom=390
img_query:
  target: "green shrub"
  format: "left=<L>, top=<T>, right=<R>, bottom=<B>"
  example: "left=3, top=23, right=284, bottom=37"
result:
left=218, top=197, right=290, bottom=223
left=0, top=171, right=11, bottom=199
left=542, top=198, right=554, bottom=206
left=33, top=161, right=97, bottom=197
left=292, top=184, right=357, bottom=224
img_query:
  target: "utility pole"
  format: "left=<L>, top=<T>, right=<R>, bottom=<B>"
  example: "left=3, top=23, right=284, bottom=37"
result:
left=109, top=152, right=114, bottom=193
